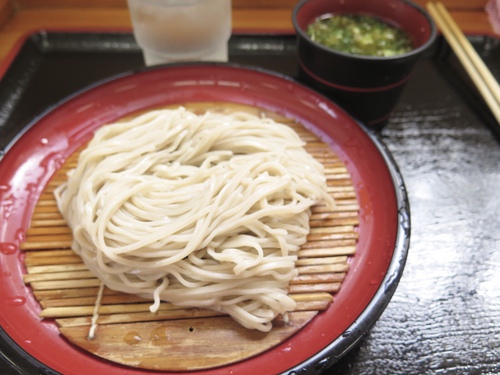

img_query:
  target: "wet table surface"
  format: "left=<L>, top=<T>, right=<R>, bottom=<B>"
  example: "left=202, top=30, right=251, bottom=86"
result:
left=0, top=32, right=499, bottom=374
left=333, top=38, right=500, bottom=375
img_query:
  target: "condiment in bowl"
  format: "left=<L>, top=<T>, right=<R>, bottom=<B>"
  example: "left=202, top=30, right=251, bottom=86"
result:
left=293, top=0, right=437, bottom=128
left=307, top=13, right=413, bottom=57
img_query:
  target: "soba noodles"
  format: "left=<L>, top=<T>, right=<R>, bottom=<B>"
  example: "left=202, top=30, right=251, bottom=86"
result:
left=55, top=107, right=334, bottom=332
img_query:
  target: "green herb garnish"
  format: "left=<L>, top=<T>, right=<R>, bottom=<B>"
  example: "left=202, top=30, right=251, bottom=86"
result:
left=307, top=14, right=413, bottom=57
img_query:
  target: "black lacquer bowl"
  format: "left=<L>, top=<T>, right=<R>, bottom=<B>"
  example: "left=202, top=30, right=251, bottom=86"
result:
left=293, top=0, right=437, bottom=128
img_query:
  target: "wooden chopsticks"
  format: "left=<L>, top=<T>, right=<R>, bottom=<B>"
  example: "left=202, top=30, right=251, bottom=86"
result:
left=427, top=2, right=500, bottom=125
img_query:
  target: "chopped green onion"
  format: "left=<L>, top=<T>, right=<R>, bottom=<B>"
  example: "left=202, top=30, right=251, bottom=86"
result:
left=307, top=14, right=413, bottom=57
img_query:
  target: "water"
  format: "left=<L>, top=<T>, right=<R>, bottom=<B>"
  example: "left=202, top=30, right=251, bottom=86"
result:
left=0, top=242, right=17, bottom=255
left=128, top=0, right=231, bottom=64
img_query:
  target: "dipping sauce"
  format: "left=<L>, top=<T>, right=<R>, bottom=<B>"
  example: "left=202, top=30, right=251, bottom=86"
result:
left=307, top=14, right=413, bottom=57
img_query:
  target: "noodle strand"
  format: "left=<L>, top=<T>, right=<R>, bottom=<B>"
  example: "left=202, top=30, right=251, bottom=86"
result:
left=55, top=107, right=334, bottom=332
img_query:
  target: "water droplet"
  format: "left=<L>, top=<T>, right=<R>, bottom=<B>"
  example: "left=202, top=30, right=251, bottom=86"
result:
left=0, top=243, right=17, bottom=255
left=40, top=152, right=66, bottom=172
left=150, top=325, right=170, bottom=346
left=4, top=272, right=11, bottom=277
left=124, top=331, right=142, bottom=345
left=399, top=207, right=410, bottom=232
left=341, top=329, right=352, bottom=338
left=15, top=229, right=25, bottom=242
left=26, top=182, right=39, bottom=195
left=9, top=297, right=26, bottom=306
left=0, top=190, right=16, bottom=221
left=369, top=279, right=378, bottom=285
left=40, top=138, right=49, bottom=145
left=316, top=357, right=330, bottom=370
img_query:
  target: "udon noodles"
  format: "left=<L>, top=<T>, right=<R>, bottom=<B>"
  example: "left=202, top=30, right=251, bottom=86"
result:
left=55, top=107, right=334, bottom=332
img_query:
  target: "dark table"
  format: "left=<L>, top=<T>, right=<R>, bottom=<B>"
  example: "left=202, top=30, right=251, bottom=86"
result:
left=0, top=32, right=499, bottom=374
left=333, top=35, right=500, bottom=375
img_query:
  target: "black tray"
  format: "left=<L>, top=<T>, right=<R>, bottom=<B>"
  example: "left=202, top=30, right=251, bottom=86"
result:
left=1, top=32, right=500, bottom=375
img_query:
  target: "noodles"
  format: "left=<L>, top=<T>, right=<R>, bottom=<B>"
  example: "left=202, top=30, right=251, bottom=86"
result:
left=54, top=107, right=334, bottom=332
left=88, top=282, right=105, bottom=340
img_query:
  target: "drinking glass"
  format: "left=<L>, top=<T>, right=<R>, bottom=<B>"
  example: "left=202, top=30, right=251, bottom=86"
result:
left=128, top=0, right=232, bottom=65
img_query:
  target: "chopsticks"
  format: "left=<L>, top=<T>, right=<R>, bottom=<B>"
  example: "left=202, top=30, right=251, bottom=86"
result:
left=427, top=2, right=500, bottom=125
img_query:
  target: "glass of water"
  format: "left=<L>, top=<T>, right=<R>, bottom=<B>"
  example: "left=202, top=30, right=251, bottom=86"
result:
left=127, top=0, right=232, bottom=65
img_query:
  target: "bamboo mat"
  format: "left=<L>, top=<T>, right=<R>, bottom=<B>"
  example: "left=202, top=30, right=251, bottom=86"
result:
left=20, top=103, right=360, bottom=371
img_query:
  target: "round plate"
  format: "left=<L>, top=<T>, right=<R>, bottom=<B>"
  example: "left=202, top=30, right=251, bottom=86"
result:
left=0, top=63, right=410, bottom=375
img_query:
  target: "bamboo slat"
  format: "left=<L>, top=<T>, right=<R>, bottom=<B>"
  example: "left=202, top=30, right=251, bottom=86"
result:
left=20, top=103, right=360, bottom=371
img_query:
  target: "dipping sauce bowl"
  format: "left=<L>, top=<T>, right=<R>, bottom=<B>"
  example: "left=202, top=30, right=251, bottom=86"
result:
left=293, top=0, right=437, bottom=128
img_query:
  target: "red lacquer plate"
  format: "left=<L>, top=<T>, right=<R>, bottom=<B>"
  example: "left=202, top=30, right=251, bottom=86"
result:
left=0, top=63, right=410, bottom=375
